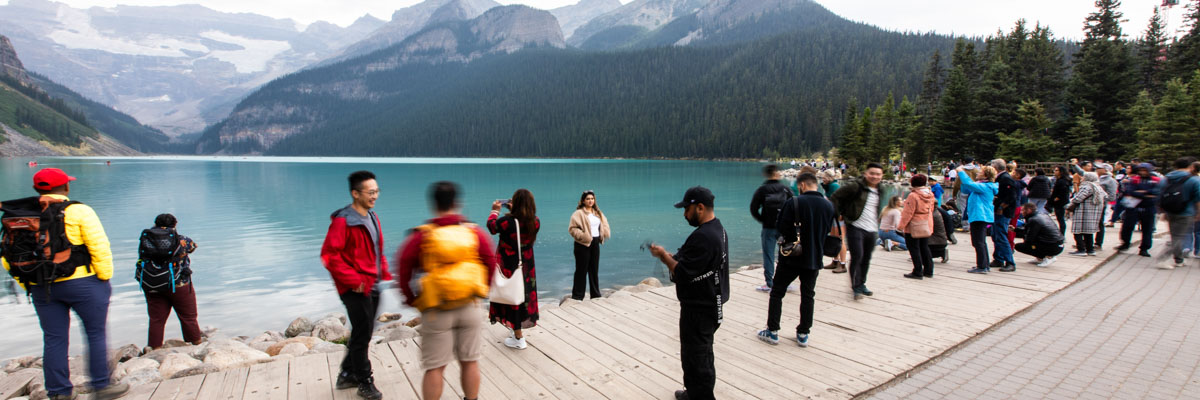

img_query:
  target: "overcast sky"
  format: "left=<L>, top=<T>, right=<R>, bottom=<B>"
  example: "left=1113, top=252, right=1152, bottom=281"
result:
left=3, top=0, right=1188, bottom=39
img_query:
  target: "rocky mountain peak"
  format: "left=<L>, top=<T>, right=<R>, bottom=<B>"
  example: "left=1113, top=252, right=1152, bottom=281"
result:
left=470, top=5, right=566, bottom=52
left=0, top=35, right=31, bottom=84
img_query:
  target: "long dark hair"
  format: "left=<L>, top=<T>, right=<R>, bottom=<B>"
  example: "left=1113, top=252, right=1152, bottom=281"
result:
left=508, top=188, right=537, bottom=233
left=576, top=190, right=603, bottom=218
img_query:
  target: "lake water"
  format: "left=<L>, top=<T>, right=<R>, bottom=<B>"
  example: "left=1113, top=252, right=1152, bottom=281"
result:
left=0, top=156, right=812, bottom=359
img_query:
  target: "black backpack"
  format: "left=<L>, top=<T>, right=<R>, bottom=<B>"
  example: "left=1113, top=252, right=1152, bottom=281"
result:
left=0, top=196, right=92, bottom=287
left=1160, top=177, right=1192, bottom=214
left=135, top=227, right=187, bottom=292
left=763, top=190, right=788, bottom=215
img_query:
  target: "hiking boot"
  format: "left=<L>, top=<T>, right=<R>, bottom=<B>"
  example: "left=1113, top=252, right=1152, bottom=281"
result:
left=1138, top=250, right=1152, bottom=257
left=336, top=371, right=360, bottom=390
left=831, top=265, right=847, bottom=274
left=903, top=273, right=923, bottom=280
left=860, top=286, right=873, bottom=296
left=757, top=329, right=779, bottom=345
left=357, top=377, right=383, bottom=400
left=967, top=268, right=989, bottom=274
left=796, top=333, right=810, bottom=348
left=824, top=261, right=838, bottom=269
left=999, top=264, right=1016, bottom=272
left=93, top=383, right=129, bottom=400
left=1115, top=243, right=1130, bottom=252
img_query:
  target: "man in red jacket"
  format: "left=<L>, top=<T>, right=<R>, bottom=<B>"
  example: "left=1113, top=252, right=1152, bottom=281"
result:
left=320, top=170, right=391, bottom=400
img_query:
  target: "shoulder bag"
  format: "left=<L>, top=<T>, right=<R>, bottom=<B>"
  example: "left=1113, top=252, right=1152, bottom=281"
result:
left=489, top=218, right=526, bottom=305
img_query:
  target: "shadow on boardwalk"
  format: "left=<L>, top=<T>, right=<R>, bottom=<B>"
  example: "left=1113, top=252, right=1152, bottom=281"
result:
left=37, top=225, right=1150, bottom=399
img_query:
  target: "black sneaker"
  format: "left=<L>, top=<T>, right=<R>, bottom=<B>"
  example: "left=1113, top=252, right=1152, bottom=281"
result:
left=1138, top=250, right=1152, bottom=257
left=903, top=273, right=923, bottom=280
left=861, top=286, right=873, bottom=296
left=674, top=390, right=690, bottom=400
left=988, top=260, right=1003, bottom=269
left=357, top=377, right=383, bottom=400
left=336, top=371, right=360, bottom=390
left=999, top=264, right=1016, bottom=272
left=1115, top=243, right=1130, bottom=252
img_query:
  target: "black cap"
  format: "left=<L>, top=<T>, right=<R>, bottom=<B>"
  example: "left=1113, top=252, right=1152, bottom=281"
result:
left=674, top=186, right=714, bottom=208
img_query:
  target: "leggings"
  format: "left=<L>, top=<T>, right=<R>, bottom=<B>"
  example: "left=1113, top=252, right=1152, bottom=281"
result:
left=904, top=234, right=933, bottom=276
left=970, top=222, right=991, bottom=270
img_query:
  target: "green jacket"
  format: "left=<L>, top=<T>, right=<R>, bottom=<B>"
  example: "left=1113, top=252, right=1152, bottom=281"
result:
left=830, top=177, right=884, bottom=222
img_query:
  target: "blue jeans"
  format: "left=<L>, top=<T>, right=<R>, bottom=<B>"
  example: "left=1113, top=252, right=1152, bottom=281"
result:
left=1186, top=220, right=1200, bottom=254
left=991, top=215, right=1014, bottom=265
left=761, top=228, right=779, bottom=287
left=1029, top=198, right=1048, bottom=215
left=876, top=230, right=907, bottom=250
left=29, top=276, right=113, bottom=396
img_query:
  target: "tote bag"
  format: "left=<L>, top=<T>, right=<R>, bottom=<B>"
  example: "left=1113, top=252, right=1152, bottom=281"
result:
left=489, top=218, right=526, bottom=305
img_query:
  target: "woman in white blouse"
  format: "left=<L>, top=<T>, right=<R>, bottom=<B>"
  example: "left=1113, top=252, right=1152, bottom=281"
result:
left=568, top=190, right=611, bottom=300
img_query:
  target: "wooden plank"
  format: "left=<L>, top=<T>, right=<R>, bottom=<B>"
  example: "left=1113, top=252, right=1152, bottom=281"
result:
left=390, top=339, right=457, bottom=400
left=536, top=310, right=679, bottom=399
left=113, top=381, right=160, bottom=400
left=0, top=369, right=38, bottom=399
left=148, top=374, right=187, bottom=400
left=215, top=368, right=249, bottom=400
left=194, top=369, right=227, bottom=400
left=511, top=314, right=656, bottom=399
left=424, top=335, right=507, bottom=400
left=323, top=352, right=357, bottom=400
left=368, top=341, right=424, bottom=399
left=173, top=374, right=206, bottom=400
left=241, top=361, right=288, bottom=400
left=477, top=323, right=606, bottom=399
left=287, top=354, right=332, bottom=400
left=454, top=330, right=558, bottom=400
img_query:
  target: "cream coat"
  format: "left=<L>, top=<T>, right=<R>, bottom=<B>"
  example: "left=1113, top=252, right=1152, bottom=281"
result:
left=568, top=209, right=611, bottom=246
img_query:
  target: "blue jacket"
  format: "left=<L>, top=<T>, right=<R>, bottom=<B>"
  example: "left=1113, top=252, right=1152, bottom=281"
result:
left=958, top=171, right=998, bottom=224
left=1122, top=174, right=1162, bottom=210
left=930, top=183, right=944, bottom=207
left=1160, top=170, right=1200, bottom=216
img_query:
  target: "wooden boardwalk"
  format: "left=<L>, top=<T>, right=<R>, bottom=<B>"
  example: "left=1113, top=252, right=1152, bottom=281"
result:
left=51, top=226, right=1138, bottom=399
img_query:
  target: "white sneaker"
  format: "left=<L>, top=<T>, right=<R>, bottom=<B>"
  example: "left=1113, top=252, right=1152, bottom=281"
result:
left=1158, top=261, right=1177, bottom=270
left=756, top=285, right=771, bottom=292
left=1036, top=257, right=1056, bottom=268
left=504, top=335, right=527, bottom=350
left=1028, top=258, right=1042, bottom=265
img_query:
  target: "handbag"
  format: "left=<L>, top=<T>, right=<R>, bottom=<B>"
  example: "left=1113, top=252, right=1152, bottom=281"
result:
left=907, top=216, right=933, bottom=239
left=823, top=222, right=843, bottom=258
left=488, top=217, right=525, bottom=305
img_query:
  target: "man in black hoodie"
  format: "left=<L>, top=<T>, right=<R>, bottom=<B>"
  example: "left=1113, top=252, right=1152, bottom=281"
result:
left=991, top=159, right=1019, bottom=272
left=1027, top=168, right=1053, bottom=214
left=1015, top=203, right=1065, bottom=267
left=749, top=164, right=792, bottom=291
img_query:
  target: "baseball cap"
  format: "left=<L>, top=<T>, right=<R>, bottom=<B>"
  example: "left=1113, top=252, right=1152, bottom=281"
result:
left=674, top=186, right=714, bottom=208
left=33, top=168, right=76, bottom=190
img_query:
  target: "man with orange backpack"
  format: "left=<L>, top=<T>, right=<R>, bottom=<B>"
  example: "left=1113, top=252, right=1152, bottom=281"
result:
left=397, top=181, right=498, bottom=400
left=320, top=171, right=391, bottom=400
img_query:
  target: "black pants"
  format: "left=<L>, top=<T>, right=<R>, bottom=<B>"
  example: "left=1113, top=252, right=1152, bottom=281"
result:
left=930, top=245, right=947, bottom=258
left=1015, top=242, right=1064, bottom=259
left=572, top=239, right=601, bottom=300
left=766, top=263, right=819, bottom=334
left=1095, top=206, right=1108, bottom=247
left=845, top=225, right=877, bottom=290
left=1053, top=205, right=1068, bottom=235
left=340, top=290, right=379, bottom=380
left=1120, top=207, right=1156, bottom=250
left=904, top=234, right=933, bottom=276
left=679, top=305, right=719, bottom=400
left=1074, top=234, right=1095, bottom=253
left=970, top=222, right=991, bottom=270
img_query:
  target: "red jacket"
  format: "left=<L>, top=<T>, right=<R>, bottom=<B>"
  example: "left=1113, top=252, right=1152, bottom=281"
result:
left=396, top=214, right=498, bottom=307
left=320, top=205, right=392, bottom=295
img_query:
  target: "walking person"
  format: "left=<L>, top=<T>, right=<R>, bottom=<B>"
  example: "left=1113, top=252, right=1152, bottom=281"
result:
left=568, top=190, right=611, bottom=300
left=1095, top=164, right=1119, bottom=250
left=1015, top=203, right=1065, bottom=267
left=396, top=181, right=497, bottom=400
left=320, top=171, right=389, bottom=399
left=0, top=168, right=129, bottom=400
left=819, top=170, right=848, bottom=273
left=957, top=165, right=998, bottom=274
left=876, top=196, right=908, bottom=251
left=831, top=163, right=886, bottom=299
left=1155, top=157, right=1200, bottom=269
left=488, top=189, right=541, bottom=349
left=137, top=213, right=202, bottom=350
left=1116, top=163, right=1161, bottom=257
left=749, top=165, right=792, bottom=291
left=1066, top=172, right=1107, bottom=257
left=647, top=186, right=730, bottom=400
left=990, top=159, right=1019, bottom=272
left=757, top=173, right=835, bottom=347
left=899, top=175, right=937, bottom=279
left=1050, top=166, right=1073, bottom=234
left=1027, top=168, right=1052, bottom=214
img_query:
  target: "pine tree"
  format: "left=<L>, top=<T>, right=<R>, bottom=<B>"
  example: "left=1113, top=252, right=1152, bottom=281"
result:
left=1170, top=0, right=1200, bottom=81
left=930, top=41, right=977, bottom=161
left=1138, top=7, right=1169, bottom=98
left=971, top=57, right=1019, bottom=159
left=897, top=96, right=924, bottom=164
left=1136, top=75, right=1200, bottom=160
left=1065, top=111, right=1101, bottom=159
left=857, top=107, right=874, bottom=164
left=1065, top=0, right=1138, bottom=160
left=869, top=93, right=897, bottom=162
left=839, top=99, right=866, bottom=165
left=996, top=100, right=1056, bottom=162
left=1019, top=24, right=1068, bottom=119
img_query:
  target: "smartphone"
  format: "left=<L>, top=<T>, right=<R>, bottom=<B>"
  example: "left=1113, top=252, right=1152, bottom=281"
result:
left=498, top=199, right=510, bottom=206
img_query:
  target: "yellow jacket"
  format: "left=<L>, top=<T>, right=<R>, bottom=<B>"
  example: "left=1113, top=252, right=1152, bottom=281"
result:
left=2, top=194, right=113, bottom=287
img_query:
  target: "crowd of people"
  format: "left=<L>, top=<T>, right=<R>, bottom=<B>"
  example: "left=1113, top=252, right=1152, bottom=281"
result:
left=4, top=157, right=1198, bottom=400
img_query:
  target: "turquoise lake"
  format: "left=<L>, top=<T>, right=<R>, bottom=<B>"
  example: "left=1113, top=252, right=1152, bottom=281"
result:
left=0, top=156, right=791, bottom=358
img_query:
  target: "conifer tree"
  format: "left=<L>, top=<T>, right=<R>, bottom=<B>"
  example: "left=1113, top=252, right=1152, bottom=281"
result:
left=997, top=100, right=1056, bottom=162
left=1136, top=75, right=1200, bottom=160
left=1138, top=7, right=1169, bottom=98
left=971, top=57, right=1019, bottom=159
left=1065, top=111, right=1101, bottom=159
left=930, top=41, right=977, bottom=160
left=896, top=97, right=924, bottom=164
left=869, top=93, right=897, bottom=162
left=1170, top=0, right=1200, bottom=80
left=839, top=99, right=866, bottom=165
left=1065, top=0, right=1138, bottom=160
left=1019, top=24, right=1068, bottom=119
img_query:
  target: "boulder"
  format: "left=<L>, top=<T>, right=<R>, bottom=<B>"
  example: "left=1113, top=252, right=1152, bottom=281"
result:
left=109, top=344, right=141, bottom=366
left=377, top=312, right=402, bottom=323
left=115, top=358, right=160, bottom=378
left=312, top=322, right=350, bottom=342
left=202, top=326, right=220, bottom=337
left=284, top=317, right=314, bottom=338
left=638, top=277, right=663, bottom=288
left=142, top=348, right=189, bottom=364
left=249, top=341, right=276, bottom=353
left=29, top=390, right=47, bottom=400
left=310, top=342, right=346, bottom=354
left=169, top=363, right=220, bottom=379
left=265, top=337, right=323, bottom=356
left=323, top=313, right=348, bottom=325
left=121, top=367, right=162, bottom=387
left=404, top=317, right=422, bottom=328
left=276, top=343, right=309, bottom=357
left=158, top=353, right=202, bottom=379
left=162, top=339, right=191, bottom=348
left=70, top=374, right=94, bottom=393
left=4, top=356, right=37, bottom=373
left=202, top=340, right=270, bottom=370
left=384, top=325, right=418, bottom=342
left=249, top=331, right=286, bottom=345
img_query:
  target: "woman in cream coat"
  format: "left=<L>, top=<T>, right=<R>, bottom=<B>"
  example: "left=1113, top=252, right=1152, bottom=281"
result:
left=568, top=190, right=611, bottom=300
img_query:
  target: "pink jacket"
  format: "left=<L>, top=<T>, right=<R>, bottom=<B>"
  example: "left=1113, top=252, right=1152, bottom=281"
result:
left=898, top=188, right=936, bottom=234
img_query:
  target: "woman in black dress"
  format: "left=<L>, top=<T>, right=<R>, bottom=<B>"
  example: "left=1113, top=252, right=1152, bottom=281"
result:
left=487, top=188, right=541, bottom=350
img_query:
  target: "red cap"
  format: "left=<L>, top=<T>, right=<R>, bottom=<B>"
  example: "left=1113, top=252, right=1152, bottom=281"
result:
left=33, top=168, right=77, bottom=189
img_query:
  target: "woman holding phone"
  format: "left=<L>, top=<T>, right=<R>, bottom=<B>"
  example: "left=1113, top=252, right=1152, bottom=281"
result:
left=488, top=189, right=541, bottom=350
left=568, top=190, right=611, bottom=300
